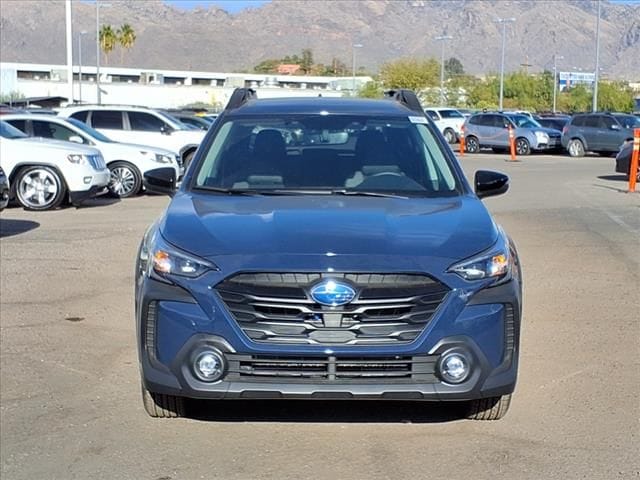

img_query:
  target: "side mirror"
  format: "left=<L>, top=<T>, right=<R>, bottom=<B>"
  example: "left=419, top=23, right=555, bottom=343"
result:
left=68, top=135, right=84, bottom=144
left=610, top=124, right=621, bottom=131
left=160, top=124, right=173, bottom=135
left=475, top=170, right=509, bottom=199
left=143, top=168, right=176, bottom=197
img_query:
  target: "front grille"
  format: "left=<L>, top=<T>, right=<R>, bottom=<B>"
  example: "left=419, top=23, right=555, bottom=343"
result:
left=504, top=304, right=515, bottom=361
left=226, top=354, right=439, bottom=384
left=215, top=273, right=450, bottom=346
left=88, top=154, right=106, bottom=170
left=144, top=301, right=158, bottom=361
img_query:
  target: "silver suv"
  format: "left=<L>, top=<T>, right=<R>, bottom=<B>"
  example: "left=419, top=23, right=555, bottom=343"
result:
left=463, top=112, right=562, bottom=155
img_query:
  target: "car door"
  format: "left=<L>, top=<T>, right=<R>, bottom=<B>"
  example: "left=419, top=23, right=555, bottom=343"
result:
left=598, top=115, right=621, bottom=151
left=88, top=110, right=129, bottom=143
left=492, top=115, right=511, bottom=147
left=126, top=111, right=173, bottom=150
left=471, top=114, right=492, bottom=146
left=583, top=115, right=603, bottom=151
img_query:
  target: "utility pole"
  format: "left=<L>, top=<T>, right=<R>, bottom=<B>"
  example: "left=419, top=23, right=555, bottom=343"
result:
left=435, top=35, right=453, bottom=106
left=496, top=17, right=515, bottom=111
left=592, top=0, right=601, bottom=112
left=351, top=43, right=363, bottom=96
left=65, top=0, right=73, bottom=103
left=552, top=54, right=564, bottom=113
left=520, top=55, right=532, bottom=74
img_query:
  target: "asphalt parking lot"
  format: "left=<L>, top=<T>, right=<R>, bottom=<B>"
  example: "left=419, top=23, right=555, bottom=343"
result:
left=1, top=152, right=639, bottom=480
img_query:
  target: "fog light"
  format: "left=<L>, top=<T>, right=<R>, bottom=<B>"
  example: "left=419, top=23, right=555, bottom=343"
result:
left=438, top=352, right=470, bottom=384
left=83, top=176, right=92, bottom=184
left=193, top=350, right=226, bottom=382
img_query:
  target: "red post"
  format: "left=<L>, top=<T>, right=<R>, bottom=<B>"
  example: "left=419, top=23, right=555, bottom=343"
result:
left=629, top=128, right=640, bottom=193
left=459, top=125, right=465, bottom=157
left=508, top=126, right=516, bottom=161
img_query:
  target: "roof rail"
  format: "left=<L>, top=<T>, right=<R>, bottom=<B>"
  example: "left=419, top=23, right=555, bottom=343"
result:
left=383, top=89, right=423, bottom=114
left=225, top=88, right=257, bottom=111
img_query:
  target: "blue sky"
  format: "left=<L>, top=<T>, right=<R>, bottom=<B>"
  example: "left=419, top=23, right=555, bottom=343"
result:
left=164, top=0, right=271, bottom=12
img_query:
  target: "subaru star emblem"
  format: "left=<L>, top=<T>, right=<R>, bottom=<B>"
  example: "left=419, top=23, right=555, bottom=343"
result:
left=310, top=280, right=356, bottom=306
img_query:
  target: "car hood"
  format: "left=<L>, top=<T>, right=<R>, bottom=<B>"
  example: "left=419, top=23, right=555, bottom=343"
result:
left=101, top=141, right=177, bottom=157
left=160, top=192, right=499, bottom=261
left=12, top=137, right=101, bottom=154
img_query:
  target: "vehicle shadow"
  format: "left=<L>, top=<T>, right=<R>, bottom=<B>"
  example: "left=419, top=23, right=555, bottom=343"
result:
left=597, top=174, right=628, bottom=182
left=76, top=196, right=121, bottom=208
left=187, top=399, right=467, bottom=424
left=0, top=218, right=40, bottom=238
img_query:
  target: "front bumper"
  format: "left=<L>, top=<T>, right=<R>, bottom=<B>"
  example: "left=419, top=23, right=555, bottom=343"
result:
left=69, top=184, right=108, bottom=206
left=137, top=273, right=521, bottom=402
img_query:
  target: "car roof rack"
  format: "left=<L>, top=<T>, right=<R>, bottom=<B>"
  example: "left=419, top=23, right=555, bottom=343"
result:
left=225, top=88, right=257, bottom=111
left=384, top=89, right=424, bottom=115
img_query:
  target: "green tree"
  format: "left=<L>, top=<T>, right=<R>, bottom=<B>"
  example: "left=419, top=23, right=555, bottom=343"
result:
left=557, top=85, right=592, bottom=113
left=444, top=57, right=465, bottom=77
left=300, top=49, right=314, bottom=74
left=357, top=81, right=384, bottom=98
left=99, top=24, right=117, bottom=65
left=379, top=58, right=440, bottom=92
left=117, top=24, right=136, bottom=65
left=595, top=81, right=635, bottom=112
left=253, top=59, right=280, bottom=74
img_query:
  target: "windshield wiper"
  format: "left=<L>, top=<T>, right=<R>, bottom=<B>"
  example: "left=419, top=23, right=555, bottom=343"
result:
left=193, top=186, right=303, bottom=196
left=330, top=189, right=409, bottom=199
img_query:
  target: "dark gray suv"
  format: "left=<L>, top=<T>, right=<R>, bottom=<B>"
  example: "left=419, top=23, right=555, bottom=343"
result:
left=561, top=113, right=639, bottom=157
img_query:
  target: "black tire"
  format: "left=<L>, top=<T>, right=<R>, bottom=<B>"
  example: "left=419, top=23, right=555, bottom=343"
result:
left=443, top=128, right=457, bottom=144
left=107, top=161, right=142, bottom=198
left=141, top=383, right=185, bottom=418
left=466, top=394, right=512, bottom=421
left=183, top=150, right=195, bottom=171
left=567, top=138, right=585, bottom=157
left=465, top=136, right=480, bottom=154
left=515, top=137, right=531, bottom=156
left=14, top=165, right=66, bottom=211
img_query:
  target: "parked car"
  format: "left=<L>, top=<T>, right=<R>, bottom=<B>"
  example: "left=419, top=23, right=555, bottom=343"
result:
left=0, top=166, right=9, bottom=212
left=135, top=88, right=522, bottom=421
left=3, top=114, right=183, bottom=198
left=615, top=140, right=639, bottom=181
left=463, top=112, right=562, bottom=155
left=561, top=112, right=639, bottom=157
left=165, top=112, right=213, bottom=131
left=534, top=115, right=570, bottom=132
left=0, top=121, right=109, bottom=210
left=424, top=107, right=465, bottom=144
left=57, top=105, right=206, bottom=169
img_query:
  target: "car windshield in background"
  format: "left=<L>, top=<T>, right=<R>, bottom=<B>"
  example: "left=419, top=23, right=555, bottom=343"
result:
left=439, top=109, right=464, bottom=119
left=155, top=111, right=191, bottom=130
left=509, top=115, right=541, bottom=128
left=66, top=117, right=114, bottom=143
left=0, top=120, right=28, bottom=139
left=615, top=115, right=640, bottom=129
left=194, top=115, right=460, bottom=196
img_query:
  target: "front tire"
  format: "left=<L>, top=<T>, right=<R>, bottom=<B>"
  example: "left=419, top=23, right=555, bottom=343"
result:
left=183, top=150, right=195, bottom=171
left=567, top=139, right=585, bottom=157
left=141, top=383, right=185, bottom=418
left=465, top=136, right=480, bottom=154
left=14, top=166, right=66, bottom=211
left=443, top=128, right=457, bottom=144
left=466, top=394, right=512, bottom=420
left=108, top=161, right=141, bottom=198
left=515, top=138, right=531, bottom=156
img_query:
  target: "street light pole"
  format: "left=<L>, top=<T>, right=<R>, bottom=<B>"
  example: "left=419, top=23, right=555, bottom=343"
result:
left=435, top=35, right=452, bottom=106
left=496, top=17, right=515, bottom=111
left=592, top=0, right=601, bottom=112
left=552, top=54, right=564, bottom=113
left=78, top=31, right=87, bottom=103
left=95, top=1, right=111, bottom=104
left=351, top=43, right=363, bottom=96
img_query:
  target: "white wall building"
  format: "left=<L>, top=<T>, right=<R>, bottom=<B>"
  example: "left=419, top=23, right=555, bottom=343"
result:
left=0, top=62, right=372, bottom=108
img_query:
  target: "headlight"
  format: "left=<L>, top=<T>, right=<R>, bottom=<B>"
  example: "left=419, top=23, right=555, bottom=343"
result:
left=535, top=131, right=549, bottom=143
left=153, top=153, right=174, bottom=164
left=67, top=153, right=89, bottom=164
left=449, top=235, right=511, bottom=281
left=141, top=228, right=216, bottom=279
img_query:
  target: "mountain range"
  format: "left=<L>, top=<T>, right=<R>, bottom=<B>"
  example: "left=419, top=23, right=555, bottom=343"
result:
left=1, top=0, right=639, bottom=80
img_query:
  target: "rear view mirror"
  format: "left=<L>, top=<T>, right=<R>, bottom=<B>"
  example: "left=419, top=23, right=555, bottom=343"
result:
left=475, top=170, right=509, bottom=199
left=143, top=168, right=176, bottom=197
left=160, top=125, right=173, bottom=135
left=68, top=135, right=84, bottom=144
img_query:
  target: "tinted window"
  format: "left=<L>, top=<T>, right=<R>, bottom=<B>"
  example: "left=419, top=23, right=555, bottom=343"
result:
left=128, top=112, right=166, bottom=132
left=194, top=115, right=460, bottom=196
left=91, top=110, right=124, bottom=129
left=439, top=109, right=464, bottom=119
left=33, top=120, right=81, bottom=142
left=0, top=121, right=28, bottom=139
left=614, top=115, right=640, bottom=129
left=425, top=110, right=439, bottom=121
left=571, top=116, right=586, bottom=127
left=469, top=115, right=487, bottom=126
left=599, top=116, right=615, bottom=129
left=6, top=119, right=27, bottom=133
left=584, top=116, right=600, bottom=128
left=70, top=110, right=88, bottom=123
left=489, top=115, right=509, bottom=128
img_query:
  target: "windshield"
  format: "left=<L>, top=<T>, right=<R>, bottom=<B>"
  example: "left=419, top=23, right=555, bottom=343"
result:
left=508, top=115, right=542, bottom=128
left=193, top=114, right=461, bottom=196
left=155, top=111, right=191, bottom=130
left=615, top=115, right=640, bottom=129
left=440, top=109, right=464, bottom=119
left=66, top=117, right=114, bottom=142
left=0, top=121, right=28, bottom=139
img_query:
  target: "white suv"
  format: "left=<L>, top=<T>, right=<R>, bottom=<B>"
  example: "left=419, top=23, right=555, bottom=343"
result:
left=0, top=121, right=110, bottom=210
left=3, top=114, right=183, bottom=198
left=424, top=107, right=466, bottom=144
left=57, top=105, right=206, bottom=169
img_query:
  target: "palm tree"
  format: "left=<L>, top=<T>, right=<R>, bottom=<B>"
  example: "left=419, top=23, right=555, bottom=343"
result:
left=99, top=24, right=117, bottom=65
left=117, top=24, right=136, bottom=65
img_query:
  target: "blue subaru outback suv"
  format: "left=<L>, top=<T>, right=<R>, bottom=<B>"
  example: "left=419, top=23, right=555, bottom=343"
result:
left=136, top=89, right=522, bottom=420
